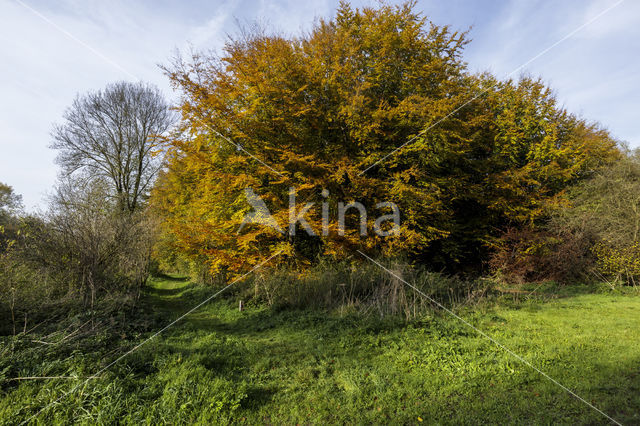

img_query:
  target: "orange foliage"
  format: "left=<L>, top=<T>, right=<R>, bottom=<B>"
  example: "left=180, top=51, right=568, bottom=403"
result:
left=152, top=2, right=619, bottom=276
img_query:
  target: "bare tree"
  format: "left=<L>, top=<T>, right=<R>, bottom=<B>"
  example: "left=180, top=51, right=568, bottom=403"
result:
left=51, top=81, right=173, bottom=213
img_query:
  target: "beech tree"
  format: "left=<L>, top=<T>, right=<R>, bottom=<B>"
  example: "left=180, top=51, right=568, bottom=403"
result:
left=153, top=2, right=619, bottom=276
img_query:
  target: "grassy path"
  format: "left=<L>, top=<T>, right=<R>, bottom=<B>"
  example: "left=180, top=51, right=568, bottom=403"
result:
left=1, top=277, right=639, bottom=424
left=135, top=277, right=640, bottom=425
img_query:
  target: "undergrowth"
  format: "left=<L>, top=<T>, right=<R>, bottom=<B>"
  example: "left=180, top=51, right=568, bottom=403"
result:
left=1, top=270, right=639, bottom=424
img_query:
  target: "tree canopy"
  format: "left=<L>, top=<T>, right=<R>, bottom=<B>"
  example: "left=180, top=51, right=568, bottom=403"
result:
left=0, top=183, right=22, bottom=215
left=153, top=1, right=619, bottom=276
left=52, top=81, right=173, bottom=213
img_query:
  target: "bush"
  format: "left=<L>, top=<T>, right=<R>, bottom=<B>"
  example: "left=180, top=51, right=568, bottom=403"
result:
left=36, top=178, right=156, bottom=302
left=551, top=150, right=640, bottom=285
left=489, top=227, right=595, bottom=284
left=0, top=247, right=56, bottom=334
left=245, top=259, right=490, bottom=318
left=592, top=241, right=640, bottom=286
left=0, top=178, right=158, bottom=330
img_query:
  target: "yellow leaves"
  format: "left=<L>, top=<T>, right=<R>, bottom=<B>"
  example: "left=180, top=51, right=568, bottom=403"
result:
left=593, top=241, right=640, bottom=282
left=151, top=1, right=620, bottom=276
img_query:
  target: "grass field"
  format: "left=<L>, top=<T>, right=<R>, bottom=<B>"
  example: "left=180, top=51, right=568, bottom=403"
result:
left=1, top=276, right=640, bottom=424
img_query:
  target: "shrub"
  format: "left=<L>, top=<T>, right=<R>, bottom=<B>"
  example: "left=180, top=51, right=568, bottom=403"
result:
left=489, top=227, right=595, bottom=284
left=0, top=246, right=56, bottom=335
left=551, top=150, right=640, bottom=285
left=0, top=178, right=158, bottom=330
left=36, top=178, right=157, bottom=302
left=245, top=259, right=489, bottom=318
left=592, top=241, right=640, bottom=286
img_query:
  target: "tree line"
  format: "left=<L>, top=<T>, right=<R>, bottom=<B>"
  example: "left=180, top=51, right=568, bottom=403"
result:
left=1, top=1, right=639, bottom=331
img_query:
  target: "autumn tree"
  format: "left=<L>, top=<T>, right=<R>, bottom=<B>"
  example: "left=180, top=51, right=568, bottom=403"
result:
left=411, top=75, right=619, bottom=269
left=51, top=81, right=173, bottom=213
left=153, top=2, right=619, bottom=276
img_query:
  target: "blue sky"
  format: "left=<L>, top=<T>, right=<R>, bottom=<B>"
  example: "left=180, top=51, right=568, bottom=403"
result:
left=0, top=0, right=638, bottom=209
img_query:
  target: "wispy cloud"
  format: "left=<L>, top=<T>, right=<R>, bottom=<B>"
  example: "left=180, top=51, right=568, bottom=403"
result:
left=0, top=0, right=637, bottom=209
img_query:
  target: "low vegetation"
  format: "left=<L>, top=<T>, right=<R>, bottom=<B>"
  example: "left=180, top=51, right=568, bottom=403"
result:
left=1, top=276, right=639, bottom=424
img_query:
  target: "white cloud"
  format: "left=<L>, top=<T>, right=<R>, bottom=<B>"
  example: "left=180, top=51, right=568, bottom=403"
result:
left=0, top=0, right=637, bottom=209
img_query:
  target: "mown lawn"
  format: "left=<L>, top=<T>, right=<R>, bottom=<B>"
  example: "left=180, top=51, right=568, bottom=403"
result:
left=1, top=276, right=639, bottom=425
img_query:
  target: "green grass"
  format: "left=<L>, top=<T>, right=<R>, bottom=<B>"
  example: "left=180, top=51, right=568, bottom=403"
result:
left=1, top=276, right=640, bottom=424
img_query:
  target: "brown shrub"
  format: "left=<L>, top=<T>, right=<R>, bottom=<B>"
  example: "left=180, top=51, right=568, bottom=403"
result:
left=489, top=227, right=595, bottom=284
